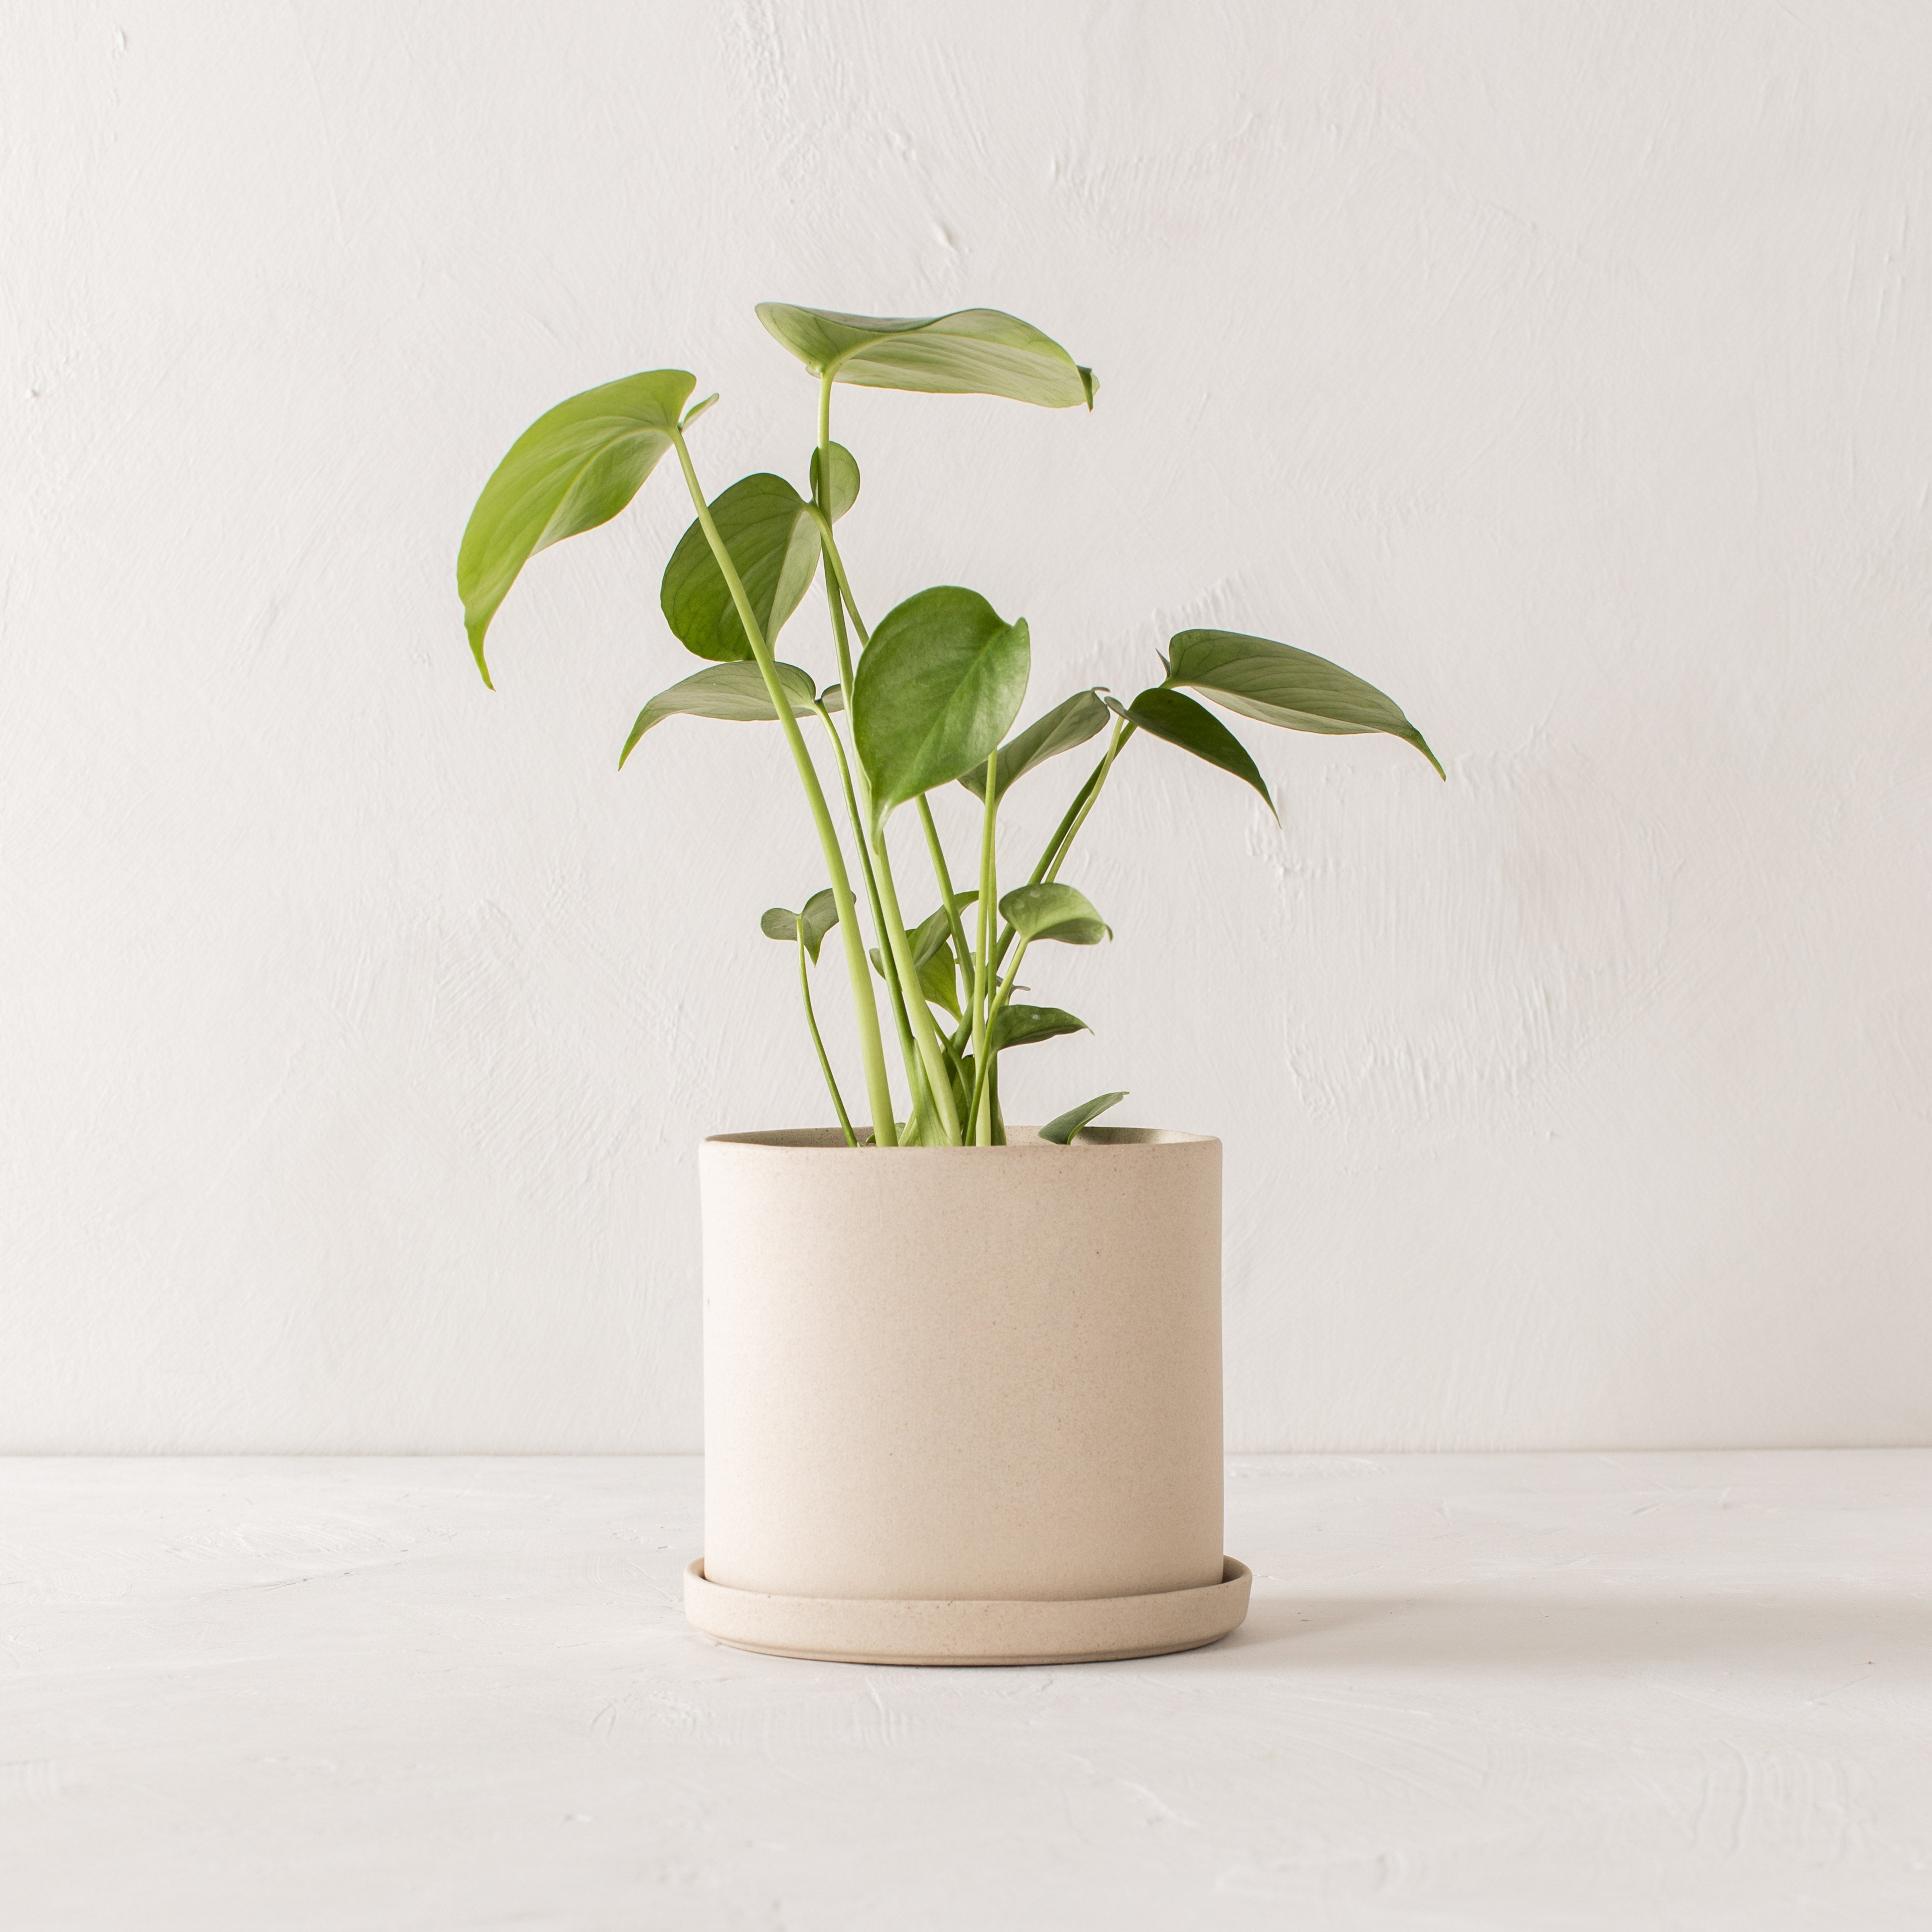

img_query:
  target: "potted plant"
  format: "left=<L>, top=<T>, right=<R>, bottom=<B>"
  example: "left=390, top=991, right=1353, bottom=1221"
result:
left=457, top=303, right=1440, bottom=1665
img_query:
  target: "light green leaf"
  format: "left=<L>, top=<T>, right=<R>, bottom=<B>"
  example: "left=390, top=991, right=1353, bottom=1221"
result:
left=661, top=473, right=823, bottom=662
left=1165, top=629, right=1443, bottom=778
left=757, top=304, right=1096, bottom=410
left=1039, top=1092, right=1129, bottom=1144
left=853, top=587, right=1031, bottom=818
left=620, top=661, right=817, bottom=767
left=818, top=683, right=845, bottom=712
left=958, top=688, right=1110, bottom=801
left=799, top=888, right=839, bottom=962
left=1112, top=686, right=1275, bottom=819
left=913, top=941, right=962, bottom=1020
left=991, top=1004, right=1089, bottom=1052
left=458, top=369, right=695, bottom=686
left=809, top=442, right=861, bottom=520
left=999, top=882, right=1110, bottom=946
left=762, top=889, right=839, bottom=964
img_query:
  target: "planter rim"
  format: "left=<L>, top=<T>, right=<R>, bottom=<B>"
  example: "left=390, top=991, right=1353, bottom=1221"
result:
left=705, top=1125, right=1217, bottom=1154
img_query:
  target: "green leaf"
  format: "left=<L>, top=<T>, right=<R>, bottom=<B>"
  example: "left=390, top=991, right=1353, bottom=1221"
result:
left=1111, top=686, right=1275, bottom=819
left=958, top=689, right=1110, bottom=801
left=799, top=888, right=839, bottom=962
left=763, top=889, right=839, bottom=964
left=1039, top=1092, right=1129, bottom=1144
left=1165, top=629, right=1443, bottom=778
left=998, top=882, right=1110, bottom=946
left=809, top=442, right=861, bottom=520
left=910, top=893, right=977, bottom=968
left=913, top=941, right=962, bottom=1021
left=458, top=369, right=695, bottom=686
left=661, top=473, right=823, bottom=662
left=620, top=661, right=817, bottom=767
left=758, top=304, right=1096, bottom=410
left=853, top=587, right=1031, bottom=818
left=818, top=683, right=844, bottom=712
left=991, top=1004, right=1089, bottom=1052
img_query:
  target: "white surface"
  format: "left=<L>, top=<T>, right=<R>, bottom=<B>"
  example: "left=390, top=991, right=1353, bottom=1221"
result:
left=7, top=4, right=1932, bottom=1452
left=4, top=1453, right=1927, bottom=1929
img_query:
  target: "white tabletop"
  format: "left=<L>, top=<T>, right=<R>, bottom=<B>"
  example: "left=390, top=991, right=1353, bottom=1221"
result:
left=4, top=1452, right=1926, bottom=1929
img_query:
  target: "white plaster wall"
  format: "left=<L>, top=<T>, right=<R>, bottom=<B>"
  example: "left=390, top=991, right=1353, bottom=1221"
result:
left=5, top=1, right=1929, bottom=1452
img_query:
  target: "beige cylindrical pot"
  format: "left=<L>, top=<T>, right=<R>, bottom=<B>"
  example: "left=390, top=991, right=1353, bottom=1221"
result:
left=683, top=1126, right=1250, bottom=1666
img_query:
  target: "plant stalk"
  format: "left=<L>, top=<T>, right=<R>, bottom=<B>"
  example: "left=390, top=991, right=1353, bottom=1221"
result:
left=669, top=425, right=896, bottom=1145
left=797, top=933, right=855, bottom=1145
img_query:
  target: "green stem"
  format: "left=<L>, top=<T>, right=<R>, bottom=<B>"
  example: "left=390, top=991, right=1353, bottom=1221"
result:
left=871, top=820, right=963, bottom=1143
left=798, top=933, right=855, bottom=1145
left=970, top=750, right=998, bottom=1144
left=914, top=794, right=975, bottom=1016
left=814, top=701, right=920, bottom=1116
left=668, top=425, right=896, bottom=1146
left=968, top=934, right=1031, bottom=1137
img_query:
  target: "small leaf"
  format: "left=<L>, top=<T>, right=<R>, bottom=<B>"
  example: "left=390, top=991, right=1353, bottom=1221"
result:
left=958, top=688, right=1110, bottom=800
left=661, top=473, right=823, bottom=662
left=999, top=882, right=1110, bottom=946
left=853, top=587, right=1031, bottom=817
left=620, top=661, right=817, bottom=767
left=458, top=369, right=695, bottom=686
left=1113, top=686, right=1275, bottom=819
left=760, top=907, right=800, bottom=943
left=915, top=941, right=962, bottom=1020
left=818, top=683, right=845, bottom=712
left=1165, top=629, right=1443, bottom=778
left=991, top=1004, right=1089, bottom=1052
left=910, top=893, right=977, bottom=968
left=758, top=304, right=1096, bottom=410
left=809, top=442, right=861, bottom=520
left=799, top=888, right=839, bottom=963
left=1039, top=1092, right=1128, bottom=1144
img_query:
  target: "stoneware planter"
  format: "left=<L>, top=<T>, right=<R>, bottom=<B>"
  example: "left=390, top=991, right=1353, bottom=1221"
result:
left=683, top=1125, right=1251, bottom=1666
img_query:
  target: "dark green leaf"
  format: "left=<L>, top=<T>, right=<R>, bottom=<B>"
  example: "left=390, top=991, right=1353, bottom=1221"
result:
left=810, top=442, right=861, bottom=520
left=910, top=893, right=977, bottom=969
left=660, top=473, right=822, bottom=662
left=999, top=882, right=1110, bottom=946
left=1165, top=629, right=1443, bottom=778
left=991, top=1004, right=1089, bottom=1052
left=620, top=661, right=816, bottom=767
left=458, top=369, right=695, bottom=686
left=1112, top=686, right=1275, bottom=819
left=757, top=304, right=1096, bottom=410
left=853, top=587, right=1031, bottom=817
left=958, top=688, right=1110, bottom=800
left=1038, top=1092, right=1128, bottom=1144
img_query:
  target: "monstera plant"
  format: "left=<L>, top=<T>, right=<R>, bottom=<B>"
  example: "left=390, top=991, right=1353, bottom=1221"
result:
left=457, top=304, right=1440, bottom=1149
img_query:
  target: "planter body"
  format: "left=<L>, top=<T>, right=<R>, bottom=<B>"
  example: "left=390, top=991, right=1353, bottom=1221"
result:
left=689, top=1126, right=1246, bottom=1664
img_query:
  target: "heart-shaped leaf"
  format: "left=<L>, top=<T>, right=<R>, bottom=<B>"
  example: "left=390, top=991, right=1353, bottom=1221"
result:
left=1111, top=687, right=1275, bottom=819
left=998, top=882, right=1111, bottom=946
left=758, top=304, right=1096, bottom=410
left=1038, top=1092, right=1129, bottom=1144
left=1165, top=630, right=1443, bottom=778
left=620, top=660, right=817, bottom=767
left=458, top=369, right=696, bottom=686
left=853, top=587, right=1031, bottom=818
left=958, top=688, right=1110, bottom=801
left=810, top=442, right=861, bottom=520
left=991, top=1004, right=1089, bottom=1052
left=661, top=473, right=825, bottom=662
left=762, top=889, right=840, bottom=963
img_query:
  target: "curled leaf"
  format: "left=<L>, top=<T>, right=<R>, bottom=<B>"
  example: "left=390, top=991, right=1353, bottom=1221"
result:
left=1111, top=686, right=1275, bottom=819
left=809, top=442, right=861, bottom=520
left=458, top=369, right=695, bottom=686
left=1165, top=630, right=1442, bottom=778
left=620, top=661, right=816, bottom=767
left=958, top=688, right=1111, bottom=801
left=1039, top=1092, right=1129, bottom=1144
left=991, top=1004, right=1089, bottom=1052
left=661, top=473, right=824, bottom=662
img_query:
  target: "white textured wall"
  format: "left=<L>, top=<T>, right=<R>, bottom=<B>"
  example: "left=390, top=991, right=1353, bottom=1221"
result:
left=6, top=2, right=1929, bottom=1452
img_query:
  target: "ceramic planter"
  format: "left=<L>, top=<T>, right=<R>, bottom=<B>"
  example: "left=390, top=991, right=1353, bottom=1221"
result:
left=683, top=1126, right=1250, bottom=1665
